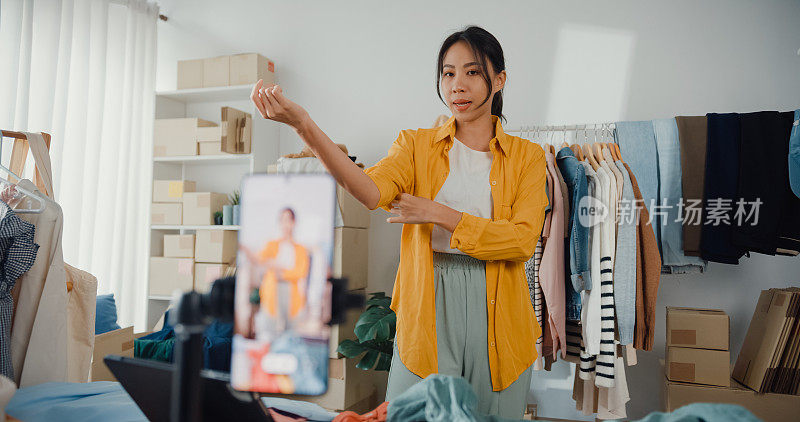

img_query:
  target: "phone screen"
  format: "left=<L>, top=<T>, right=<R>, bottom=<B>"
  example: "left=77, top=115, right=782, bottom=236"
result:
left=230, top=174, right=335, bottom=395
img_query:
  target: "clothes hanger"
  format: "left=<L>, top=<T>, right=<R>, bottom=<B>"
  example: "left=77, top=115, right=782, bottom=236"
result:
left=0, top=134, right=45, bottom=213
left=570, top=125, right=584, bottom=160
left=582, top=124, right=600, bottom=170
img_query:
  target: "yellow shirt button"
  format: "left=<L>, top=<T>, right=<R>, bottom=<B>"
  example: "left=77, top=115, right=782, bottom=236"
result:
left=490, top=342, right=495, bottom=347
left=491, top=181, right=497, bottom=186
left=490, top=300, right=495, bottom=305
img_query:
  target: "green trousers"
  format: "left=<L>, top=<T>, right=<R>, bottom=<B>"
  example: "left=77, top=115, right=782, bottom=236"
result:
left=385, top=252, right=533, bottom=420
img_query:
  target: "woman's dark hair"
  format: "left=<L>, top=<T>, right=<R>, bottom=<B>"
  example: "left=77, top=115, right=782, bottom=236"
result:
left=280, top=207, right=295, bottom=221
left=436, top=26, right=506, bottom=123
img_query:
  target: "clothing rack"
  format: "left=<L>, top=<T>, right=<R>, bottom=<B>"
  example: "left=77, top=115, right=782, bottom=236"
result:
left=0, top=129, right=69, bottom=292
left=506, top=122, right=617, bottom=133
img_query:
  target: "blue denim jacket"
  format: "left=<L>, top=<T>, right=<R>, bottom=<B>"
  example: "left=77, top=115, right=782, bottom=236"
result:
left=556, top=147, right=591, bottom=320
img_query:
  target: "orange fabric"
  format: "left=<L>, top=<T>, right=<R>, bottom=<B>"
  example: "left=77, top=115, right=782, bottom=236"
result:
left=364, top=115, right=549, bottom=391
left=258, top=239, right=310, bottom=318
left=333, top=402, right=389, bottom=422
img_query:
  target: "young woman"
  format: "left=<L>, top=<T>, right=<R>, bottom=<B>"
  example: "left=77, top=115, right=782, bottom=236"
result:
left=250, top=26, right=548, bottom=419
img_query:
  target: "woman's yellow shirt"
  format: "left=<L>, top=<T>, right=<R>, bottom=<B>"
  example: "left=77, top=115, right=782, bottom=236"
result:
left=364, top=115, right=548, bottom=391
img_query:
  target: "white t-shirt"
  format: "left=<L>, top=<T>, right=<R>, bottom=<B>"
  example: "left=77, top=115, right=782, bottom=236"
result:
left=431, top=138, right=494, bottom=254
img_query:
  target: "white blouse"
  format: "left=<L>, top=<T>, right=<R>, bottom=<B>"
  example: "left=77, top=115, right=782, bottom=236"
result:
left=431, top=138, right=494, bottom=254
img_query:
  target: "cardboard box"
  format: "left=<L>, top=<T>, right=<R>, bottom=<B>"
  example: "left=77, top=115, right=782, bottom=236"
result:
left=663, top=373, right=800, bottom=422
left=197, top=126, right=221, bottom=142
left=203, top=55, right=229, bottom=88
left=194, top=263, right=229, bottom=293
left=197, top=141, right=228, bottom=156
left=182, top=192, right=229, bottom=226
left=164, top=234, right=195, bottom=258
left=337, top=186, right=370, bottom=229
left=221, top=106, right=252, bottom=154
left=154, top=118, right=217, bottom=157
left=266, top=165, right=369, bottom=228
left=334, top=227, right=368, bottom=290
left=666, top=346, right=730, bottom=387
left=153, top=180, right=196, bottom=203
left=195, top=229, right=237, bottom=263
left=151, top=203, right=182, bottom=225
left=733, top=288, right=800, bottom=393
left=329, top=302, right=364, bottom=358
left=90, top=326, right=134, bottom=381
left=229, top=53, right=275, bottom=85
left=666, top=307, right=730, bottom=350
left=262, top=357, right=375, bottom=412
left=149, top=257, right=194, bottom=296
left=177, top=59, right=204, bottom=90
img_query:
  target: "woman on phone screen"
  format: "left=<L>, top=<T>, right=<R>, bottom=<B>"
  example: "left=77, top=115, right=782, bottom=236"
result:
left=251, top=25, right=548, bottom=419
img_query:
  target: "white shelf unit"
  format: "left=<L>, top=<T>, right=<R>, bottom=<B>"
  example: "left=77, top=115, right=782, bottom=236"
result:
left=146, top=84, right=279, bottom=329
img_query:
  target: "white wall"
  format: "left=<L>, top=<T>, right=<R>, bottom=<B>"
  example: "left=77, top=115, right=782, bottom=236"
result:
left=155, top=0, right=800, bottom=419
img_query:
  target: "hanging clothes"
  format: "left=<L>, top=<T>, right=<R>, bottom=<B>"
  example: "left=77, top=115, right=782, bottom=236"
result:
left=0, top=202, right=38, bottom=379
left=10, top=132, right=97, bottom=386
left=620, top=162, right=662, bottom=351
left=556, top=147, right=590, bottom=320
left=701, top=113, right=747, bottom=264
left=540, top=152, right=566, bottom=359
left=731, top=111, right=798, bottom=255
left=613, top=159, right=637, bottom=346
left=790, top=109, right=800, bottom=199
left=524, top=238, right=544, bottom=370
left=652, top=118, right=707, bottom=272
left=615, top=121, right=661, bottom=250
left=675, top=116, right=709, bottom=257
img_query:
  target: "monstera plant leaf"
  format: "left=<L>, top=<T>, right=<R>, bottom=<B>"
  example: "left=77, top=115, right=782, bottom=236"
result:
left=336, top=292, right=396, bottom=372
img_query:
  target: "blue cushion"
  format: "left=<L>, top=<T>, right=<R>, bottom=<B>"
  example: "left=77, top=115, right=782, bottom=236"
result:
left=95, top=294, right=121, bottom=335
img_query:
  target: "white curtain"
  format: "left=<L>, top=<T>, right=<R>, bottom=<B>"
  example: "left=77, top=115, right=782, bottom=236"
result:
left=0, top=0, right=158, bottom=329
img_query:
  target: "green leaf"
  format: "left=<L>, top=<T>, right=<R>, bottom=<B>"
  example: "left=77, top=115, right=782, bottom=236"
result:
left=365, top=296, right=391, bottom=309
left=356, top=349, right=379, bottom=370
left=354, top=307, right=392, bottom=341
left=336, top=339, right=366, bottom=358
left=375, top=351, right=392, bottom=371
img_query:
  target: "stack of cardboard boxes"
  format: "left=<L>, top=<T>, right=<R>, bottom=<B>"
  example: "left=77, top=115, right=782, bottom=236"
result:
left=665, top=307, right=731, bottom=388
left=150, top=179, right=233, bottom=296
left=177, top=53, right=275, bottom=89
left=663, top=298, right=800, bottom=421
left=153, top=107, right=252, bottom=158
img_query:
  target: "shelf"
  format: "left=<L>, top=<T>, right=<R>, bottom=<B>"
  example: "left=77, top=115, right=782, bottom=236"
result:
left=154, top=154, right=253, bottom=164
left=151, top=225, right=240, bottom=231
left=156, top=84, right=254, bottom=103
left=148, top=295, right=173, bottom=301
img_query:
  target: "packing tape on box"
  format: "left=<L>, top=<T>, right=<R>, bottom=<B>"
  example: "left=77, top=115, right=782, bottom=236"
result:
left=198, top=195, right=210, bottom=206
left=671, top=329, right=697, bottom=346
left=670, top=362, right=695, bottom=382
left=211, top=231, right=223, bottom=243
left=178, top=260, right=193, bottom=276
left=152, top=213, right=165, bottom=224
left=179, top=236, right=193, bottom=249
left=122, top=340, right=134, bottom=351
left=154, top=146, right=167, bottom=156
left=168, top=181, right=184, bottom=198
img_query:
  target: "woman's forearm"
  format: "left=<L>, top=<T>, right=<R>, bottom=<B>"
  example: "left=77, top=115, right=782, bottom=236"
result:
left=294, top=117, right=381, bottom=210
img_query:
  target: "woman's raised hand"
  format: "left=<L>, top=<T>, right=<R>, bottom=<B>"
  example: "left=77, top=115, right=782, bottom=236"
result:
left=250, top=79, right=309, bottom=130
